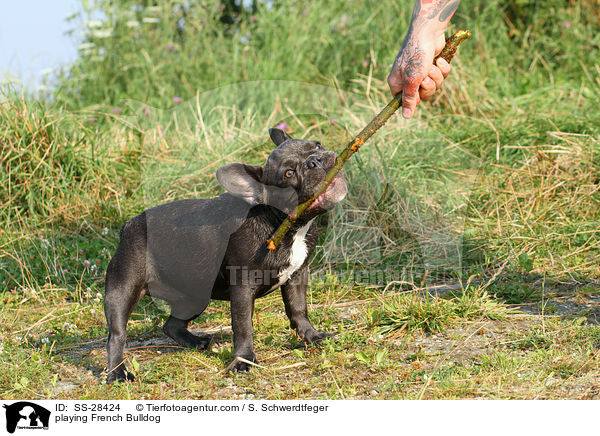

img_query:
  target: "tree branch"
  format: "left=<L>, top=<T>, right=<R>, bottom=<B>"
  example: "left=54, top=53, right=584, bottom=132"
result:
left=267, top=30, right=471, bottom=251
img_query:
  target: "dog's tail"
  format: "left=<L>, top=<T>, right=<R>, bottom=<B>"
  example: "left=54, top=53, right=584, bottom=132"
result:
left=118, top=222, right=128, bottom=239
left=118, top=212, right=147, bottom=240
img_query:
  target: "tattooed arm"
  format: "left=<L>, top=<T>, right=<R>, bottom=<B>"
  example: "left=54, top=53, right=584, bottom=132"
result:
left=388, top=0, right=461, bottom=118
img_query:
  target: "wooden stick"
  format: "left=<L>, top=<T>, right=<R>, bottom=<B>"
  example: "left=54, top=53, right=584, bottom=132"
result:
left=267, top=30, right=472, bottom=250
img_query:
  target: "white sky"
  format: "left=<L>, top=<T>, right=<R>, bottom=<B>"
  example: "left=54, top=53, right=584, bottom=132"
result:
left=0, top=0, right=80, bottom=91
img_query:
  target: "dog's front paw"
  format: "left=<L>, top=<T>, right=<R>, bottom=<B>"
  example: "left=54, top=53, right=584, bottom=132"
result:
left=301, top=329, right=336, bottom=344
left=228, top=354, right=258, bottom=373
left=187, top=334, right=212, bottom=350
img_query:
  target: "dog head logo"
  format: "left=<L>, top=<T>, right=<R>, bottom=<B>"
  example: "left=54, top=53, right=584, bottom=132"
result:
left=3, top=402, right=50, bottom=433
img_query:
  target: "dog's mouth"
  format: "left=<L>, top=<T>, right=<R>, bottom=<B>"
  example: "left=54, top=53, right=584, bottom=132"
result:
left=307, top=175, right=348, bottom=211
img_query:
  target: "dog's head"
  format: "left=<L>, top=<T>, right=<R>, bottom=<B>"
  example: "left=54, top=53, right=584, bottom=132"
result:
left=217, top=127, right=347, bottom=218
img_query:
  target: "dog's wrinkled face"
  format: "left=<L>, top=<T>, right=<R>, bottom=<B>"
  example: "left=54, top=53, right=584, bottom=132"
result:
left=217, top=127, right=347, bottom=216
left=263, top=128, right=348, bottom=210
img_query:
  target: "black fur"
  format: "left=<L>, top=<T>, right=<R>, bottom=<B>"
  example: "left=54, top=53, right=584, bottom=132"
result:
left=104, top=128, right=347, bottom=383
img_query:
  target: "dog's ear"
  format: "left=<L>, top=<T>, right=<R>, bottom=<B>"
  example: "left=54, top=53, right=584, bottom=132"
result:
left=216, top=163, right=297, bottom=212
left=217, top=163, right=264, bottom=204
left=269, top=127, right=292, bottom=146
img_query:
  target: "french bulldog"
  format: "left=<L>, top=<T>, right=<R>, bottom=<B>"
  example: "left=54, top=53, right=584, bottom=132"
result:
left=104, top=127, right=347, bottom=383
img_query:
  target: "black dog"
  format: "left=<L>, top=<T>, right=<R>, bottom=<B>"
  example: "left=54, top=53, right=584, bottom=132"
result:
left=104, top=127, right=347, bottom=383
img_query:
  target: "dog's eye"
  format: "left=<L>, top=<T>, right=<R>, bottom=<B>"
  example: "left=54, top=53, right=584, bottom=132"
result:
left=284, top=169, right=295, bottom=178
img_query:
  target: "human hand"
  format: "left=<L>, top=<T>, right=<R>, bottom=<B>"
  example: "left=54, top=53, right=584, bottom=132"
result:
left=388, top=0, right=461, bottom=118
left=387, top=30, right=451, bottom=118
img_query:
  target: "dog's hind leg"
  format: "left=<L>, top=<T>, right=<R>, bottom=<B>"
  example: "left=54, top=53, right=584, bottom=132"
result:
left=162, top=315, right=212, bottom=349
left=104, top=265, right=146, bottom=383
left=104, top=218, right=147, bottom=384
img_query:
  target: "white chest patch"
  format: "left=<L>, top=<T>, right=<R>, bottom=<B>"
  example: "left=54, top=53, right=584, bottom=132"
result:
left=271, top=218, right=315, bottom=290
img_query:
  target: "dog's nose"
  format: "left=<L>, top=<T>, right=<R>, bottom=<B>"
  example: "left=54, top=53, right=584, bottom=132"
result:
left=306, top=155, right=322, bottom=169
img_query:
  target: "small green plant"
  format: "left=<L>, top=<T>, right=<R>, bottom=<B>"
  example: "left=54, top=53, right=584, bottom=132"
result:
left=509, top=331, right=553, bottom=351
left=354, top=349, right=389, bottom=368
left=490, top=282, right=538, bottom=304
left=373, top=287, right=507, bottom=335
left=517, top=253, right=534, bottom=273
left=375, top=293, right=457, bottom=335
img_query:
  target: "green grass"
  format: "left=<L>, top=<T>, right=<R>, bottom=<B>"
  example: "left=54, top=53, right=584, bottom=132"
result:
left=370, top=287, right=508, bottom=335
left=1, top=0, right=600, bottom=399
left=2, top=283, right=599, bottom=399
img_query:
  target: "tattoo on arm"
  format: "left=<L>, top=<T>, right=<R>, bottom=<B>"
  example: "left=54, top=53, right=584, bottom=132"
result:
left=390, top=0, right=460, bottom=89
left=439, top=1, right=460, bottom=22
left=415, top=0, right=460, bottom=22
